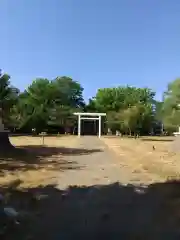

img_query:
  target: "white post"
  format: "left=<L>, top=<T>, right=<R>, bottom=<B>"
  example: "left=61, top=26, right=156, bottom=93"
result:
left=98, top=115, right=101, bottom=138
left=78, top=114, right=81, bottom=137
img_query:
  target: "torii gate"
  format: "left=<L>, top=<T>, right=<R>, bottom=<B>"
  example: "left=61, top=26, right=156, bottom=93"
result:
left=73, top=112, right=106, bottom=138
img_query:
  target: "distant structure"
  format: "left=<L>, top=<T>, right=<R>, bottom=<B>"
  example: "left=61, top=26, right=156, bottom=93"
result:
left=173, top=126, right=180, bottom=136
left=73, top=112, right=106, bottom=138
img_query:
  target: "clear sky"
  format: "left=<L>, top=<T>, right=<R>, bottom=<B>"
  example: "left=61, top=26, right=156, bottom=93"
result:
left=1, top=0, right=180, bottom=101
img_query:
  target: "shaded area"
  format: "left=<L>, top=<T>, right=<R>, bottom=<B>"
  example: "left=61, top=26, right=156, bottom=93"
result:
left=0, top=132, right=14, bottom=150
left=2, top=180, right=180, bottom=239
left=0, top=145, right=102, bottom=173
left=81, top=120, right=98, bottom=136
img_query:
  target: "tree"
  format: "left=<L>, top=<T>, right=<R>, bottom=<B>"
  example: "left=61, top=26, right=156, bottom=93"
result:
left=0, top=72, right=19, bottom=124
left=85, top=98, right=97, bottom=112
left=106, top=111, right=122, bottom=133
left=120, top=105, right=139, bottom=135
left=90, top=86, right=155, bottom=135
left=0, top=69, right=162, bottom=137
left=14, top=76, right=85, bottom=133
left=52, top=76, right=84, bottom=108
left=49, top=77, right=85, bottom=133
left=162, top=78, right=180, bottom=133
left=13, top=78, right=53, bottom=132
left=0, top=70, right=19, bottom=149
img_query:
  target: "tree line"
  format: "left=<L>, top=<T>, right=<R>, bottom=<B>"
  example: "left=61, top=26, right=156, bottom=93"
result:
left=1, top=70, right=180, bottom=136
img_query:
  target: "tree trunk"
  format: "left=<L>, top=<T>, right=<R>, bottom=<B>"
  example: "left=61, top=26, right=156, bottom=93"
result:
left=0, top=132, right=13, bottom=150
left=72, top=126, right=76, bottom=135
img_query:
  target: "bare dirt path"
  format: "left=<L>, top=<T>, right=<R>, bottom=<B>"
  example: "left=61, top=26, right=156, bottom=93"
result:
left=57, top=136, right=153, bottom=189
left=57, top=136, right=127, bottom=189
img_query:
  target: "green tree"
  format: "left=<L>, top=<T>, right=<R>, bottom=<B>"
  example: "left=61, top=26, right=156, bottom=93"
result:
left=106, top=111, right=122, bottom=133
left=0, top=70, right=19, bottom=149
left=0, top=71, right=19, bottom=127
left=49, top=77, right=84, bottom=133
left=85, top=98, right=97, bottom=112
left=15, top=78, right=53, bottom=132
left=91, top=86, right=155, bottom=135
left=52, top=77, right=84, bottom=107
left=93, top=86, right=155, bottom=112
left=15, top=76, right=85, bottom=133
left=162, top=78, right=180, bottom=133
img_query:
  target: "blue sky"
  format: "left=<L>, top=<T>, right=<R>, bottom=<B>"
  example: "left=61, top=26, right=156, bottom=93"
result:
left=1, top=0, right=180, bottom=101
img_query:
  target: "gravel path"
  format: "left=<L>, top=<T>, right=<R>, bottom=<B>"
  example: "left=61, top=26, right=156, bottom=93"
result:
left=57, top=136, right=147, bottom=189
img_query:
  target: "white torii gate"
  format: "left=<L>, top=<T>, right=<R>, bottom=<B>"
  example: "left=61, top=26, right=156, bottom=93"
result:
left=73, top=112, right=106, bottom=138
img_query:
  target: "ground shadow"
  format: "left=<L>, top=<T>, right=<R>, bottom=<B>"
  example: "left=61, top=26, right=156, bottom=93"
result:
left=0, top=145, right=102, bottom=173
left=20, top=145, right=103, bottom=156
left=141, top=138, right=173, bottom=142
left=2, top=180, right=180, bottom=239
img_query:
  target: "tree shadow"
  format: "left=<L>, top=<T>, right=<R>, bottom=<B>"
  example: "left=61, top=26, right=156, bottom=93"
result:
left=20, top=145, right=103, bottom=156
left=2, top=179, right=180, bottom=239
left=0, top=146, right=102, bottom=173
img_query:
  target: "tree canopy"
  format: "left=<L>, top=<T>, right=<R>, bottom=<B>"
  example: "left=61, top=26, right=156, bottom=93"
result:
left=87, top=86, right=156, bottom=135
left=161, top=78, right=180, bottom=133
left=1, top=69, right=179, bottom=135
left=0, top=71, right=19, bottom=127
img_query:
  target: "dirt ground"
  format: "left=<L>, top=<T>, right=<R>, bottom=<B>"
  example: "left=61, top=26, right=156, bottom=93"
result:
left=101, top=136, right=180, bottom=182
left=1, top=135, right=180, bottom=239
left=0, top=135, right=79, bottom=188
left=1, top=135, right=178, bottom=188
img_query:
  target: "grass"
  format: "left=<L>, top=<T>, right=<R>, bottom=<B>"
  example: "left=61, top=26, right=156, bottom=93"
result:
left=102, top=135, right=180, bottom=183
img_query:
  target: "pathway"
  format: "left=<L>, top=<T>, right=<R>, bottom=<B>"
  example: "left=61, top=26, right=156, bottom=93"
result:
left=57, top=136, right=149, bottom=189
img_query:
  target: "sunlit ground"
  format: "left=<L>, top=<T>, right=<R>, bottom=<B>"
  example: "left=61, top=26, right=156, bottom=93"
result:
left=1, top=135, right=180, bottom=188
left=102, top=135, right=180, bottom=183
left=0, top=136, right=77, bottom=188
